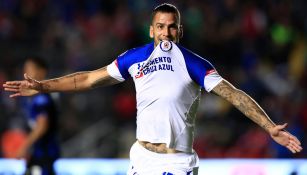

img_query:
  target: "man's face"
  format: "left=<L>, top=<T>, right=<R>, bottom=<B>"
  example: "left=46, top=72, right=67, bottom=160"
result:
left=150, top=12, right=182, bottom=47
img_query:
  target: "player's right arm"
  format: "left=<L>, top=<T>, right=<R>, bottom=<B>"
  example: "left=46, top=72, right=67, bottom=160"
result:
left=3, top=66, right=120, bottom=98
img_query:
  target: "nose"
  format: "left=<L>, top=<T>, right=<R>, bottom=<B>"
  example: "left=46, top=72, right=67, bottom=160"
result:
left=162, top=27, right=171, bottom=37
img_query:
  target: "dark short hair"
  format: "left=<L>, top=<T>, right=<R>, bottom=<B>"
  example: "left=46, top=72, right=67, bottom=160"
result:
left=26, top=56, right=49, bottom=70
left=152, top=3, right=180, bottom=24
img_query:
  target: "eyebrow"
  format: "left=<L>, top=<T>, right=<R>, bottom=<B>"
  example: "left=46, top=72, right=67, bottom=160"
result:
left=155, top=23, right=178, bottom=27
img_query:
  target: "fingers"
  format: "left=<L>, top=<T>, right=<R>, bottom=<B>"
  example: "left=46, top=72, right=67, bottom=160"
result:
left=24, top=73, right=39, bottom=84
left=24, top=73, right=42, bottom=90
left=286, top=135, right=303, bottom=153
left=2, top=84, right=21, bottom=97
left=3, top=87, right=20, bottom=92
left=286, top=144, right=296, bottom=153
left=287, top=140, right=303, bottom=153
left=289, top=134, right=301, bottom=145
left=9, top=93, right=21, bottom=98
left=24, top=73, right=30, bottom=81
left=276, top=123, right=288, bottom=130
left=24, top=73, right=35, bottom=84
left=273, top=130, right=303, bottom=154
left=3, top=81, right=22, bottom=86
left=3, top=83, right=20, bottom=93
left=3, top=84, right=19, bottom=89
left=270, top=123, right=287, bottom=137
left=290, top=136, right=302, bottom=152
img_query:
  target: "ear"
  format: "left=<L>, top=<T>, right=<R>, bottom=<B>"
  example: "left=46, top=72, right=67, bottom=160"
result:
left=149, top=25, right=154, bottom=38
left=179, top=25, right=183, bottom=38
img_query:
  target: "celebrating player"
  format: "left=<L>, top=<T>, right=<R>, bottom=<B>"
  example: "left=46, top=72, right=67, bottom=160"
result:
left=3, top=3, right=302, bottom=175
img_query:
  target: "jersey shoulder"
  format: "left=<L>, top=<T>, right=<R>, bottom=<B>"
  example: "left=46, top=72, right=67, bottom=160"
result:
left=115, top=42, right=154, bottom=79
left=118, top=42, right=154, bottom=66
left=176, top=44, right=220, bottom=89
left=177, top=45, right=215, bottom=68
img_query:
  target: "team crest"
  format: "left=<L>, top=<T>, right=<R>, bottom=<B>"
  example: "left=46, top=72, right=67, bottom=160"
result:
left=160, top=40, right=172, bottom=52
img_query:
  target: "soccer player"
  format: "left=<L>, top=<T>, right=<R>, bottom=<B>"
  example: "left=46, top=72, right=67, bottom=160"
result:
left=16, top=57, right=60, bottom=175
left=3, top=3, right=302, bottom=175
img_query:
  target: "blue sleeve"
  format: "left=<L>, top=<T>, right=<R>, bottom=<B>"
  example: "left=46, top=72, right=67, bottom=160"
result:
left=116, top=51, right=130, bottom=80
left=116, top=43, right=154, bottom=80
left=179, top=46, right=217, bottom=88
left=33, top=95, right=51, bottom=118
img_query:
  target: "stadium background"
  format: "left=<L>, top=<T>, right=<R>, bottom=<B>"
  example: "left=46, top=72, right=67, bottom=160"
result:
left=0, top=0, right=306, bottom=173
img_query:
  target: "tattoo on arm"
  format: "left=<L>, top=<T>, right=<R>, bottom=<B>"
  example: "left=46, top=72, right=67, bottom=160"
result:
left=41, top=72, right=89, bottom=92
left=213, top=80, right=275, bottom=132
left=41, top=83, right=51, bottom=92
left=74, top=76, right=77, bottom=89
left=40, top=79, right=57, bottom=92
left=39, top=67, right=119, bottom=92
left=68, top=72, right=89, bottom=90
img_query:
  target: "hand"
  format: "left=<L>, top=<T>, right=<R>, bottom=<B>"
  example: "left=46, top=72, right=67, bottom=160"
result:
left=269, top=123, right=303, bottom=153
left=3, top=73, right=41, bottom=98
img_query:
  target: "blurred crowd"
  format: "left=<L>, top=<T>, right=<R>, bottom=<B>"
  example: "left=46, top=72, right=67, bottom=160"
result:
left=0, top=0, right=306, bottom=158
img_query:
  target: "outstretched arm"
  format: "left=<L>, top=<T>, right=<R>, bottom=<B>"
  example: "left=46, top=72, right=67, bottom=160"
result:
left=3, top=66, right=120, bottom=97
left=212, top=79, right=302, bottom=153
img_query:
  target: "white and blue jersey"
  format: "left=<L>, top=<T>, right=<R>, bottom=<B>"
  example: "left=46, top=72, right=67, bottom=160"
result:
left=107, top=41, right=222, bottom=153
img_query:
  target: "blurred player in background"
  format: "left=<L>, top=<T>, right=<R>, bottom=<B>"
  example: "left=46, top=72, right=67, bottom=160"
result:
left=18, top=57, right=60, bottom=175
left=3, top=3, right=302, bottom=175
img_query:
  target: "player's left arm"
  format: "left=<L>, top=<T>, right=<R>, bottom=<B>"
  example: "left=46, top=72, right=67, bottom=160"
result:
left=16, top=114, right=49, bottom=158
left=212, top=79, right=303, bottom=153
